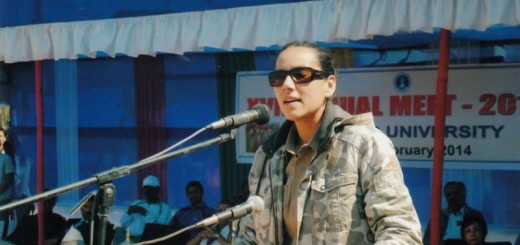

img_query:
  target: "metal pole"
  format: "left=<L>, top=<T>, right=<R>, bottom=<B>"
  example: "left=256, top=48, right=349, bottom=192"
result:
left=0, top=131, right=236, bottom=213
left=96, top=183, right=115, bottom=245
left=35, top=60, right=45, bottom=245
left=430, top=28, right=451, bottom=245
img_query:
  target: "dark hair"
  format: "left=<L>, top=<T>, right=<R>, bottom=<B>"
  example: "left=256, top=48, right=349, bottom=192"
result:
left=444, top=181, right=466, bottom=191
left=3, top=140, right=15, bottom=161
left=460, top=210, right=488, bottom=238
left=280, top=41, right=335, bottom=75
left=186, top=180, right=204, bottom=195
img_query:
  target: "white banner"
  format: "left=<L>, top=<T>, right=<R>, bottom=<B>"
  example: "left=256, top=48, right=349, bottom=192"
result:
left=236, top=65, right=520, bottom=165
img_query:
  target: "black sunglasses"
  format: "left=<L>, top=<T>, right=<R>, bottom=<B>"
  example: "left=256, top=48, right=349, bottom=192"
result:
left=268, top=67, right=331, bottom=87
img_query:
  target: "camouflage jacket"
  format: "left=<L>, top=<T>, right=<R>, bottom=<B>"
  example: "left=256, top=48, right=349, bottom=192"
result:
left=237, top=103, right=423, bottom=245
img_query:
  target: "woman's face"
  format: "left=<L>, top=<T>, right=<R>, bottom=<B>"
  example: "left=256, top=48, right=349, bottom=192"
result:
left=463, top=223, right=485, bottom=245
left=273, top=46, right=335, bottom=124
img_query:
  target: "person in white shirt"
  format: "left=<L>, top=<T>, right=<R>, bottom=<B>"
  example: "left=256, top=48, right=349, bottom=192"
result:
left=119, top=175, right=171, bottom=242
left=423, top=181, right=481, bottom=245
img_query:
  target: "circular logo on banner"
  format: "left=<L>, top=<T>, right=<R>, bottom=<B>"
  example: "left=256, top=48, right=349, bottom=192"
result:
left=393, top=73, right=411, bottom=93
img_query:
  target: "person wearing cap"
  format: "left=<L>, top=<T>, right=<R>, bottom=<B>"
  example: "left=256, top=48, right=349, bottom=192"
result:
left=119, top=175, right=171, bottom=242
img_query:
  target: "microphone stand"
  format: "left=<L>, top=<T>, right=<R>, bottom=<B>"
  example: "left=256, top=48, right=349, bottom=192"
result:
left=230, top=219, right=239, bottom=245
left=96, top=183, right=115, bottom=245
left=134, top=217, right=220, bottom=245
left=137, top=192, right=259, bottom=245
left=0, top=129, right=237, bottom=245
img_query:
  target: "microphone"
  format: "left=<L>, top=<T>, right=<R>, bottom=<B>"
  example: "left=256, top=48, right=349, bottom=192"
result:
left=206, top=104, right=271, bottom=129
left=193, top=195, right=264, bottom=228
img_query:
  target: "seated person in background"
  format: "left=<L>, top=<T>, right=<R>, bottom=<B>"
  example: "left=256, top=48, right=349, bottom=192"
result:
left=186, top=199, right=232, bottom=245
left=445, top=210, right=512, bottom=245
left=424, top=181, right=482, bottom=244
left=6, top=195, right=67, bottom=245
left=61, top=191, right=114, bottom=245
left=461, top=211, right=488, bottom=245
left=0, top=129, right=15, bottom=239
left=117, top=175, right=171, bottom=242
left=169, top=180, right=216, bottom=244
